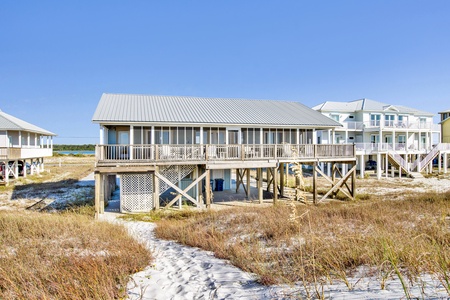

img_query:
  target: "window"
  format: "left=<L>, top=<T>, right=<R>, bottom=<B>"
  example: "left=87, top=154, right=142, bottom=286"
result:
left=371, top=135, right=379, bottom=144
left=419, top=118, right=427, bottom=129
left=370, top=114, right=381, bottom=126
left=330, top=114, right=340, bottom=122
left=255, top=128, right=261, bottom=144
left=185, top=127, right=193, bottom=144
left=203, top=128, right=210, bottom=144
left=385, top=135, right=393, bottom=143
left=385, top=115, right=395, bottom=127
left=195, top=128, right=201, bottom=144
left=398, top=115, right=404, bottom=127
left=218, top=128, right=226, bottom=144
left=162, top=127, right=170, bottom=144
left=170, top=128, right=177, bottom=144
left=178, top=127, right=185, bottom=144
left=398, top=135, right=406, bottom=144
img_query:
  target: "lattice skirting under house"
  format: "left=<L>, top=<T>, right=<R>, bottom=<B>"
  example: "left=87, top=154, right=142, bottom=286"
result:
left=120, top=173, right=153, bottom=213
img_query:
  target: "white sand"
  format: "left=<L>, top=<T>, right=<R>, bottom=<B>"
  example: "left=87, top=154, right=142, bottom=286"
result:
left=98, top=212, right=449, bottom=300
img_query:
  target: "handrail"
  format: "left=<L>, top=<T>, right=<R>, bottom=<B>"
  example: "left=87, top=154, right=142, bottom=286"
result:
left=354, top=143, right=429, bottom=153
left=339, top=120, right=438, bottom=130
left=95, top=144, right=355, bottom=163
left=388, top=151, right=409, bottom=171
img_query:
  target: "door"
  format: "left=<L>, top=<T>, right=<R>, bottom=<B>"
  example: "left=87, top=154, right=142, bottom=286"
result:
left=118, top=131, right=130, bottom=159
left=228, top=130, right=239, bottom=144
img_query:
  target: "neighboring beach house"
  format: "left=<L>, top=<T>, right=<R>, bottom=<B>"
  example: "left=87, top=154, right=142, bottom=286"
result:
left=313, top=99, right=450, bottom=178
left=439, top=109, right=450, bottom=143
left=92, top=93, right=357, bottom=215
left=0, top=109, right=56, bottom=183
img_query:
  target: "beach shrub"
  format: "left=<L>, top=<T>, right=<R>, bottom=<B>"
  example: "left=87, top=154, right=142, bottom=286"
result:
left=0, top=211, right=152, bottom=299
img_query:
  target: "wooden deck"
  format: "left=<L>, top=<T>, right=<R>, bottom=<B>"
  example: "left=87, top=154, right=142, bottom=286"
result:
left=95, top=144, right=356, bottom=166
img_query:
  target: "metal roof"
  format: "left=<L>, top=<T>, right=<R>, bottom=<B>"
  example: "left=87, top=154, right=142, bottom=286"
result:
left=92, top=93, right=341, bottom=128
left=313, top=98, right=434, bottom=116
left=0, top=110, right=56, bottom=135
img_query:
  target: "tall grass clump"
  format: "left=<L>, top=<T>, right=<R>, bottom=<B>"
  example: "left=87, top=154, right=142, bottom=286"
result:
left=154, top=191, right=450, bottom=296
left=0, top=211, right=152, bottom=299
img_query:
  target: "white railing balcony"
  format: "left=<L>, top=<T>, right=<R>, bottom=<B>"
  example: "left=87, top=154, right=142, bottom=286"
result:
left=0, top=147, right=53, bottom=160
left=95, top=144, right=356, bottom=163
left=354, top=142, right=430, bottom=154
left=340, top=121, right=364, bottom=130
left=432, top=124, right=441, bottom=131
left=340, top=121, right=438, bottom=131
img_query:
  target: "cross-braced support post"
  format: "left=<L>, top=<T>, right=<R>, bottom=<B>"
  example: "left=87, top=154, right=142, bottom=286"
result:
left=314, top=162, right=357, bottom=204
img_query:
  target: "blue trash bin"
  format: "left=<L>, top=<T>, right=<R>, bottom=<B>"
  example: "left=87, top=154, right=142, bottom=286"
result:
left=214, top=178, right=224, bottom=191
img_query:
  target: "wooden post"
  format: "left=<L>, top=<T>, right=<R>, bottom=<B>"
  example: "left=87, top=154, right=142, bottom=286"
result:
left=351, top=162, right=356, bottom=199
left=154, top=168, right=160, bottom=209
left=198, top=166, right=204, bottom=206
left=23, top=159, right=27, bottom=178
left=438, top=154, right=442, bottom=173
left=266, top=168, right=273, bottom=192
left=444, top=152, right=448, bottom=174
left=99, top=174, right=105, bottom=213
left=257, top=168, right=263, bottom=204
left=205, top=169, right=211, bottom=208
left=236, top=169, right=240, bottom=193
left=95, top=173, right=101, bottom=219
left=14, top=160, right=19, bottom=179
left=385, top=154, right=388, bottom=178
left=4, top=161, right=9, bottom=184
left=377, top=153, right=382, bottom=179
left=280, top=163, right=285, bottom=197
left=360, top=155, right=364, bottom=178
left=331, top=162, right=336, bottom=187
left=178, top=167, right=182, bottom=209
left=313, top=162, right=317, bottom=205
left=246, top=168, right=250, bottom=199
left=272, top=167, right=278, bottom=204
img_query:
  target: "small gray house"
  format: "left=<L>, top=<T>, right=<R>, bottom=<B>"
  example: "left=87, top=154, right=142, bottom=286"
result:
left=92, top=93, right=357, bottom=215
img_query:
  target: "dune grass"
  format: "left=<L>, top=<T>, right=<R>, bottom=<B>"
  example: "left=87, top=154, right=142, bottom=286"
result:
left=152, top=192, right=450, bottom=294
left=0, top=210, right=152, bottom=300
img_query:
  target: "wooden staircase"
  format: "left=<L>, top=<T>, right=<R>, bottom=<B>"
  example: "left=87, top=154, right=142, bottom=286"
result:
left=387, top=151, right=411, bottom=176
left=411, top=144, right=441, bottom=172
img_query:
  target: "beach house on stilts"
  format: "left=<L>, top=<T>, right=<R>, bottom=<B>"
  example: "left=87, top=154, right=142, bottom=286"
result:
left=92, top=93, right=357, bottom=216
left=313, top=99, right=450, bottom=178
left=0, top=109, right=55, bottom=184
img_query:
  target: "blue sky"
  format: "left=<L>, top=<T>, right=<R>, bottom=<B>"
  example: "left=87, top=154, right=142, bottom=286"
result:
left=1, top=0, right=449, bottom=144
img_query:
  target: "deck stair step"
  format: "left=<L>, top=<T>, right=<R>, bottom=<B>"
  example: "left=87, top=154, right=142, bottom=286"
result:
left=409, top=172, right=424, bottom=179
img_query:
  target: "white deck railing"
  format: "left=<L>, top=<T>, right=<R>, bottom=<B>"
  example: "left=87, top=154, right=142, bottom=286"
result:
left=354, top=143, right=430, bottom=153
left=0, top=147, right=53, bottom=160
left=96, top=144, right=355, bottom=163
left=340, top=121, right=439, bottom=131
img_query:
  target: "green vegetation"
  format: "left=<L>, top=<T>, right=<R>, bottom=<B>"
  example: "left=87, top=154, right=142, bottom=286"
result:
left=53, top=144, right=95, bottom=151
